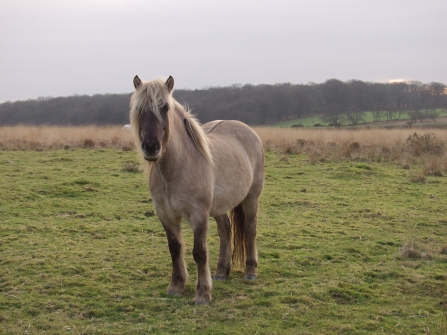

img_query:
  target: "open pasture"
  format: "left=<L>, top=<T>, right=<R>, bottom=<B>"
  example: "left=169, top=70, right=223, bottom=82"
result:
left=1, top=127, right=447, bottom=334
left=272, top=110, right=447, bottom=128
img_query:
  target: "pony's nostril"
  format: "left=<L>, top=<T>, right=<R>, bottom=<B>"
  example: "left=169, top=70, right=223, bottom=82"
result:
left=142, top=142, right=160, bottom=156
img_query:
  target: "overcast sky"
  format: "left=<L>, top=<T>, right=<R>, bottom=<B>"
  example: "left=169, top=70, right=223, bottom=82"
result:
left=1, top=0, right=446, bottom=102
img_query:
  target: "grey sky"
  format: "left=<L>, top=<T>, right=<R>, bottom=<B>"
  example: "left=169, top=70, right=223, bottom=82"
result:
left=1, top=0, right=446, bottom=102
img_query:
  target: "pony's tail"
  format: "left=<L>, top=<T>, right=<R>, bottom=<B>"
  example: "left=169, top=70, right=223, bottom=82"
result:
left=230, top=203, right=247, bottom=269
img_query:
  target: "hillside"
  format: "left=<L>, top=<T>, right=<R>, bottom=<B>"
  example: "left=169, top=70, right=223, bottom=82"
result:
left=0, top=79, right=445, bottom=126
left=273, top=111, right=447, bottom=128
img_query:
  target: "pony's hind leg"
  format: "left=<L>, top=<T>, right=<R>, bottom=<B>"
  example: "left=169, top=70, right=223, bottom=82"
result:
left=191, top=215, right=212, bottom=305
left=161, top=218, right=188, bottom=296
left=242, top=195, right=259, bottom=280
left=213, top=214, right=231, bottom=280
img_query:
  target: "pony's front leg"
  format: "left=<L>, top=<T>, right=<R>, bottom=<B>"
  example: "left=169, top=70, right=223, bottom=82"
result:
left=191, top=217, right=212, bottom=305
left=161, top=218, right=188, bottom=297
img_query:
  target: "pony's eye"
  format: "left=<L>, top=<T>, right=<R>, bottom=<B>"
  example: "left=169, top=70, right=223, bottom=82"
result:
left=161, top=104, right=169, bottom=113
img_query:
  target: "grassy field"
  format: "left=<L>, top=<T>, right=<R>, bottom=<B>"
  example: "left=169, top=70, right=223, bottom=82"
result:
left=1, top=128, right=447, bottom=334
left=273, top=110, right=447, bottom=128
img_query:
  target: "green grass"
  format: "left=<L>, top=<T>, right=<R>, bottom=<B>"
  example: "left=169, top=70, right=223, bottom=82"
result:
left=274, top=116, right=321, bottom=127
left=273, top=110, right=447, bottom=128
left=1, top=149, right=447, bottom=334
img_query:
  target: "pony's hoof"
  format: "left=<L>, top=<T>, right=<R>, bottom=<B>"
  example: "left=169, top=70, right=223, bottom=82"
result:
left=167, top=288, right=184, bottom=297
left=193, top=293, right=211, bottom=306
left=212, top=275, right=228, bottom=281
left=243, top=275, right=257, bottom=280
left=167, top=291, right=183, bottom=297
left=194, top=300, right=210, bottom=306
left=167, top=282, right=185, bottom=297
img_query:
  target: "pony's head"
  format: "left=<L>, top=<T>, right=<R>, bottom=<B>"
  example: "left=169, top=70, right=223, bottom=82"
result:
left=129, top=76, right=175, bottom=162
left=130, top=75, right=213, bottom=169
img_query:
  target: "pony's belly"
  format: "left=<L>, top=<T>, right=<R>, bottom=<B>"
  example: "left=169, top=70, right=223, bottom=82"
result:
left=210, top=185, right=250, bottom=216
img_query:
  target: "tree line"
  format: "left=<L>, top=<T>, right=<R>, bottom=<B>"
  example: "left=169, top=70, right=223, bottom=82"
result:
left=0, top=80, right=445, bottom=126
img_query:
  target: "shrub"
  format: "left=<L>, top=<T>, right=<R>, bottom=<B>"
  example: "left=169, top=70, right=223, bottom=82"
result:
left=343, top=141, right=361, bottom=157
left=406, top=132, right=445, bottom=156
left=83, top=139, right=95, bottom=148
left=296, top=139, right=307, bottom=147
left=325, top=140, right=338, bottom=147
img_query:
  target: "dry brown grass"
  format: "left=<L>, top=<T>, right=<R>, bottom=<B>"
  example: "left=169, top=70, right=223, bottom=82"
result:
left=1, top=126, right=446, bottom=175
left=254, top=127, right=447, bottom=166
left=0, top=125, right=134, bottom=151
left=440, top=245, right=447, bottom=255
left=401, top=240, right=433, bottom=260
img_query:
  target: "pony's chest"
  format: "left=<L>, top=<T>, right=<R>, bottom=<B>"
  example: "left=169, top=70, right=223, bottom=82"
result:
left=149, top=178, right=208, bottom=216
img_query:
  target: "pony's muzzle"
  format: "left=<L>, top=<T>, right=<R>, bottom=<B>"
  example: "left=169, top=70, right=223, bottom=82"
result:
left=144, top=154, right=160, bottom=161
left=141, top=143, right=161, bottom=161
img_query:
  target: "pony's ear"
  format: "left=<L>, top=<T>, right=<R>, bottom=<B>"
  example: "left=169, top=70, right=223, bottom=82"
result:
left=165, top=76, right=174, bottom=93
left=133, top=75, right=142, bottom=89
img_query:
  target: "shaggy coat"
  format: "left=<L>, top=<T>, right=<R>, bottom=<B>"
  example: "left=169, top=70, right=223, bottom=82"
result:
left=129, top=76, right=264, bottom=305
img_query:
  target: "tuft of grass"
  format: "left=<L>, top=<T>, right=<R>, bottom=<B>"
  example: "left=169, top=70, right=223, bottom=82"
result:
left=121, top=161, right=140, bottom=173
left=325, top=140, right=338, bottom=148
left=423, top=155, right=445, bottom=176
left=342, top=141, right=361, bottom=158
left=401, top=241, right=422, bottom=259
left=307, top=148, right=324, bottom=164
left=409, top=172, right=427, bottom=183
left=83, top=138, right=95, bottom=148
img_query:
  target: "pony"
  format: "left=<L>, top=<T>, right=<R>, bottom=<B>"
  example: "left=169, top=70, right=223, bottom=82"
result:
left=129, top=75, right=264, bottom=305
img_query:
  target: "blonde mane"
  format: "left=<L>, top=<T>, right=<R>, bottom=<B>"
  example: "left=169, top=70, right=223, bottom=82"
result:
left=129, top=78, right=212, bottom=173
left=180, top=102, right=213, bottom=164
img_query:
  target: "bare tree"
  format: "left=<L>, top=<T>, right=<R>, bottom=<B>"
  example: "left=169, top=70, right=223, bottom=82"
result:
left=345, top=80, right=371, bottom=125
left=428, top=82, right=446, bottom=108
left=320, top=79, right=351, bottom=125
left=371, top=83, right=395, bottom=122
left=292, top=88, right=314, bottom=118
